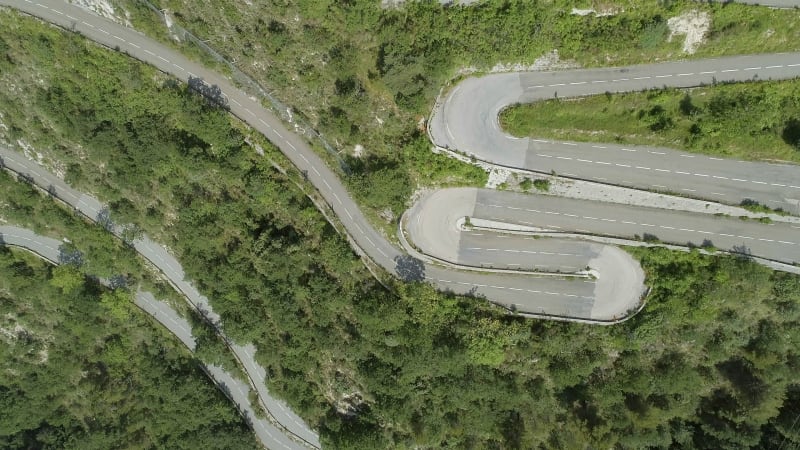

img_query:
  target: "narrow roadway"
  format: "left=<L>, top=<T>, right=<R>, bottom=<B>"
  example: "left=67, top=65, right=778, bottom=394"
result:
left=407, top=188, right=800, bottom=269
left=0, top=147, right=318, bottom=450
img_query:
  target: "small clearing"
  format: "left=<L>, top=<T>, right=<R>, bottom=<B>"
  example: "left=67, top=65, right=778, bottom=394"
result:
left=570, top=7, right=620, bottom=17
left=667, top=10, right=710, bottom=55
left=430, top=146, right=509, bottom=189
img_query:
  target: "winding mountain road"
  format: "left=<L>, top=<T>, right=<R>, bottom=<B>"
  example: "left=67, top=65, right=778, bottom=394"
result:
left=2, top=0, right=800, bottom=445
left=0, top=146, right=318, bottom=449
left=2, top=0, right=799, bottom=320
left=0, top=0, right=648, bottom=323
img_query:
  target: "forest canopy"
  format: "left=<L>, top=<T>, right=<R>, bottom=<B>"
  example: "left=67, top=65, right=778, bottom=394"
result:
left=0, top=248, right=259, bottom=449
left=0, top=6, right=798, bottom=449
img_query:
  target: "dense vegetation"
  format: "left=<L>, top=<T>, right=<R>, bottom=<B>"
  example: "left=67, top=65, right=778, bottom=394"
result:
left=2, top=6, right=800, bottom=450
left=0, top=166, right=247, bottom=373
left=501, top=78, right=800, bottom=163
left=0, top=246, right=259, bottom=449
left=117, top=0, right=800, bottom=219
left=0, top=166, right=261, bottom=447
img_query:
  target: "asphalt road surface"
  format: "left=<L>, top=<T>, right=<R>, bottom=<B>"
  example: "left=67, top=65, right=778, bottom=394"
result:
left=402, top=188, right=646, bottom=319
left=406, top=188, right=800, bottom=264
left=134, top=291, right=197, bottom=350
left=0, top=225, right=63, bottom=262
left=471, top=189, right=800, bottom=265
left=429, top=54, right=800, bottom=211
left=407, top=187, right=799, bottom=268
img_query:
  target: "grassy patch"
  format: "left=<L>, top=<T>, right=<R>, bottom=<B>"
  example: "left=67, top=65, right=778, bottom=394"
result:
left=501, top=78, right=800, bottom=163
left=533, top=178, right=551, bottom=192
left=519, top=176, right=551, bottom=192
left=740, top=198, right=790, bottom=216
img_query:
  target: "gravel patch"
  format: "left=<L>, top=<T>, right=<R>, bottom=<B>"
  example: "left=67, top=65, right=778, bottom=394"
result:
left=489, top=50, right=579, bottom=73
left=485, top=167, right=511, bottom=189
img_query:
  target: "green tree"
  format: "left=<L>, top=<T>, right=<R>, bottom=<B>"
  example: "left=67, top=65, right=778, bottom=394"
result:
left=49, top=264, right=84, bottom=294
left=100, top=289, right=132, bottom=320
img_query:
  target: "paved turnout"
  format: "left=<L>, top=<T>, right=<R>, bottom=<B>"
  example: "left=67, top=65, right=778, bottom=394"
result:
left=403, top=188, right=646, bottom=319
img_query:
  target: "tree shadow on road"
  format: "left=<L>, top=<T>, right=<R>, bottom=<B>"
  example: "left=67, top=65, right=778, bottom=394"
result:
left=188, top=76, right=230, bottom=111
left=58, top=243, right=84, bottom=267
left=16, top=172, right=33, bottom=185
left=731, top=244, right=753, bottom=260
left=688, top=239, right=715, bottom=250
left=394, top=254, right=425, bottom=282
left=96, top=206, right=115, bottom=232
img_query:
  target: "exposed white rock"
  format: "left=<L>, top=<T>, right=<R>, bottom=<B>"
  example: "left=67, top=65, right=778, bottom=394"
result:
left=571, top=7, right=620, bottom=17
left=485, top=167, right=510, bottom=189
left=68, top=0, right=130, bottom=26
left=667, top=10, right=710, bottom=55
